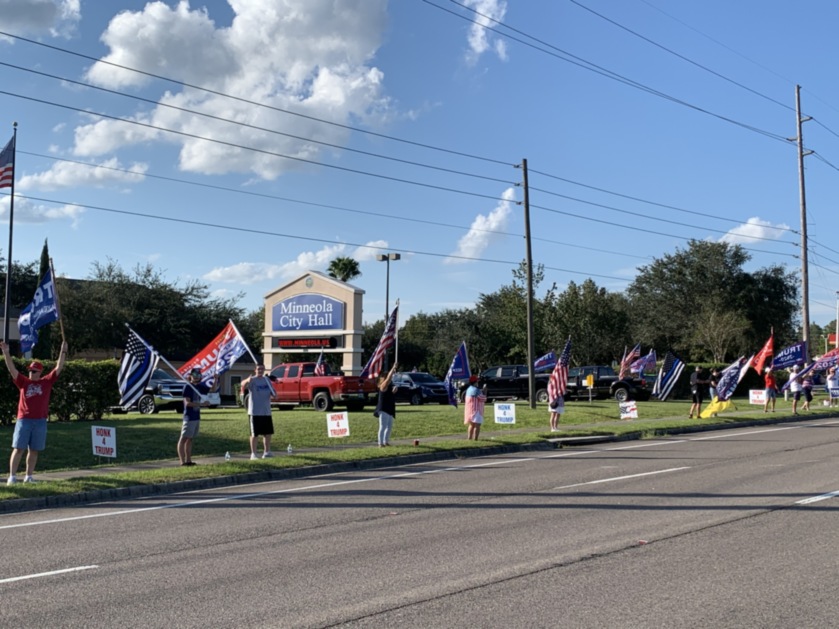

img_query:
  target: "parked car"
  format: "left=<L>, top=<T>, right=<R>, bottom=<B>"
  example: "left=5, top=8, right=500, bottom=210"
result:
left=132, top=369, right=220, bottom=414
left=391, top=372, right=450, bottom=405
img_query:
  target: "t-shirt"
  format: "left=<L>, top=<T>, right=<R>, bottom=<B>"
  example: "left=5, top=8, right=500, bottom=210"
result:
left=764, top=373, right=777, bottom=390
left=183, top=382, right=211, bottom=421
left=13, top=370, right=58, bottom=419
left=245, top=376, right=274, bottom=416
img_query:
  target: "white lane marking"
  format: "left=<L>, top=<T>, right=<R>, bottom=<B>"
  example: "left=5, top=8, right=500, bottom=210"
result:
left=552, top=467, right=690, bottom=490
left=796, top=490, right=839, bottom=505
left=0, top=565, right=98, bottom=584
left=2, top=420, right=836, bottom=530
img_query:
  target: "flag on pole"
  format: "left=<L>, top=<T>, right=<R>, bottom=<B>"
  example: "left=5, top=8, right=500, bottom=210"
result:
left=548, top=338, right=572, bottom=403
left=618, top=343, right=641, bottom=379
left=0, top=134, right=13, bottom=189
left=701, top=357, right=748, bottom=417
left=360, top=305, right=398, bottom=379
left=771, top=341, right=806, bottom=370
left=533, top=350, right=557, bottom=372
left=652, top=350, right=685, bottom=401
left=314, top=347, right=326, bottom=376
left=18, top=268, right=59, bottom=354
left=750, top=332, right=774, bottom=374
left=178, top=321, right=250, bottom=384
left=118, top=329, right=159, bottom=408
left=630, top=349, right=657, bottom=374
left=443, top=341, right=471, bottom=407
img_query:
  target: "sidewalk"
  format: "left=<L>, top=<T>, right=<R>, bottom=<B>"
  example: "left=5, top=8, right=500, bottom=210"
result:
left=2, top=408, right=832, bottom=514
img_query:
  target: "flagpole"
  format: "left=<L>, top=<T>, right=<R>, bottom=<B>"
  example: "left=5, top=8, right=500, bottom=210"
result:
left=394, top=299, right=400, bottom=367
left=3, top=123, right=17, bottom=343
left=228, top=318, right=259, bottom=364
left=125, top=324, right=202, bottom=396
left=48, top=257, right=65, bottom=344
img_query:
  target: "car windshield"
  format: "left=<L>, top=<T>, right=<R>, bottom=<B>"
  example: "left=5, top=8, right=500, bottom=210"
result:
left=152, top=369, right=177, bottom=380
left=408, top=373, right=441, bottom=384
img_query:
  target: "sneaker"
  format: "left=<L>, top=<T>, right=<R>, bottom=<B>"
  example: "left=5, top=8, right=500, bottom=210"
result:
left=250, top=453, right=259, bottom=460
left=6, top=475, right=16, bottom=485
left=23, top=476, right=35, bottom=483
left=262, top=451, right=274, bottom=458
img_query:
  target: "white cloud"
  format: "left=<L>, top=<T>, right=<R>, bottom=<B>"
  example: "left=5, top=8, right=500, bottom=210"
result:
left=463, top=0, right=508, bottom=63
left=0, top=195, right=84, bottom=226
left=719, top=217, right=790, bottom=245
left=445, top=187, right=515, bottom=263
left=203, top=239, right=389, bottom=285
left=18, top=158, right=147, bottom=190
left=0, top=0, right=79, bottom=40
left=76, top=0, right=391, bottom=179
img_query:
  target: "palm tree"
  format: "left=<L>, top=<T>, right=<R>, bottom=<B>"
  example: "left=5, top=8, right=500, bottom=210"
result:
left=327, top=256, right=361, bottom=282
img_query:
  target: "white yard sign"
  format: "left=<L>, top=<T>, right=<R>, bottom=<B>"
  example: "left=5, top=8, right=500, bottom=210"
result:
left=91, top=425, right=117, bottom=458
left=494, top=402, right=516, bottom=424
left=749, top=390, right=766, bottom=405
left=619, top=402, right=638, bottom=419
left=327, top=411, right=350, bottom=438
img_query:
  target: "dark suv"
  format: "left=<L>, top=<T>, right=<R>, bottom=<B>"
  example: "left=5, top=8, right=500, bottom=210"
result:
left=391, top=372, right=449, bottom=405
left=131, top=369, right=220, bottom=414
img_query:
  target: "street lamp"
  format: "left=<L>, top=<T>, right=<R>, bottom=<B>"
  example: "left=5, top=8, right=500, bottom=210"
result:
left=377, top=252, right=400, bottom=371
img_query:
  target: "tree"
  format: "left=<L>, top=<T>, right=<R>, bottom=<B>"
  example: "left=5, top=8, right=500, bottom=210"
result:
left=627, top=240, right=798, bottom=362
left=327, top=257, right=361, bottom=282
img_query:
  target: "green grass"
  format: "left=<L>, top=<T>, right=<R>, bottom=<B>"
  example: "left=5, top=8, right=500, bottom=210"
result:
left=0, top=393, right=832, bottom=502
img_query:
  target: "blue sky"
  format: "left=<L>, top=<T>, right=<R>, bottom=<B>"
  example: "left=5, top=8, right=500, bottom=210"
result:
left=2, top=0, right=839, bottom=329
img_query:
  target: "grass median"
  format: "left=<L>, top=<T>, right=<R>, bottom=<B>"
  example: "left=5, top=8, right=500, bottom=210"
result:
left=0, top=393, right=826, bottom=502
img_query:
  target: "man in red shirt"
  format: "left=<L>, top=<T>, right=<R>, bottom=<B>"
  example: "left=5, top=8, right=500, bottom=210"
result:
left=1, top=340, right=68, bottom=484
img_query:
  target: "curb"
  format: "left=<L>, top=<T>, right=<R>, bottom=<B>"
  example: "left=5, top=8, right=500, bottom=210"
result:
left=0, top=441, right=555, bottom=515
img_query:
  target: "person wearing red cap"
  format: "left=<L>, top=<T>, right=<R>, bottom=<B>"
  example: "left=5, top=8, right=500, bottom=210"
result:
left=1, top=339, right=68, bottom=484
left=463, top=374, right=486, bottom=440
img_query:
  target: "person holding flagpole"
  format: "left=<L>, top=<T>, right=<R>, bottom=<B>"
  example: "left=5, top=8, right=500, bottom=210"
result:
left=2, top=339, right=67, bottom=484
left=242, top=364, right=278, bottom=459
left=464, top=375, right=487, bottom=440
left=178, top=367, right=219, bottom=466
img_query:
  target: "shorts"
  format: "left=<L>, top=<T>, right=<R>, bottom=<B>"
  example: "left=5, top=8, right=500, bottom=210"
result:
left=250, top=415, right=274, bottom=436
left=691, top=392, right=703, bottom=404
left=765, top=388, right=776, bottom=399
left=12, top=418, right=47, bottom=451
left=803, top=389, right=813, bottom=402
left=792, top=391, right=802, bottom=402
left=467, top=413, right=483, bottom=425
left=549, top=398, right=565, bottom=414
left=180, top=419, right=200, bottom=439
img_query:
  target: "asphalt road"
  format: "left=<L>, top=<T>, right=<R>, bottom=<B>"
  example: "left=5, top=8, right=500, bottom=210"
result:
left=2, top=418, right=839, bottom=628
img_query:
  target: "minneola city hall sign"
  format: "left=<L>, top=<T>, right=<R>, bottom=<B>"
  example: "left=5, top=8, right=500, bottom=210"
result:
left=262, top=271, right=366, bottom=374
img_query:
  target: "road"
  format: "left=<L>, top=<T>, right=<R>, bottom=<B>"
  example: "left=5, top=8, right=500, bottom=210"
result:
left=2, top=419, right=839, bottom=628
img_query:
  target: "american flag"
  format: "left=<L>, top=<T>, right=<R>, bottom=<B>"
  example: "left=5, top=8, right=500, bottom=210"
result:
left=360, top=305, right=398, bottom=379
left=118, top=329, right=159, bottom=408
left=0, top=135, right=13, bottom=189
left=548, top=337, right=571, bottom=402
left=314, top=347, right=326, bottom=376
left=618, top=343, right=641, bottom=379
left=652, top=350, right=685, bottom=401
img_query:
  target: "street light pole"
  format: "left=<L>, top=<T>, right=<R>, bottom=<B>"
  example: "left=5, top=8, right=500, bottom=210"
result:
left=376, top=252, right=400, bottom=370
left=835, top=291, right=839, bottom=349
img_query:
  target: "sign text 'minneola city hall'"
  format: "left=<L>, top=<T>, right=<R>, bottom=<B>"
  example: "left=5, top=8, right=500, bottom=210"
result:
left=271, top=294, right=345, bottom=331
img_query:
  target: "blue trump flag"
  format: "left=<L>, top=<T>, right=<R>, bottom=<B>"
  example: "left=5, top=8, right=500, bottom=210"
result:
left=18, top=268, right=59, bottom=354
left=444, top=341, right=471, bottom=407
left=533, top=351, right=557, bottom=372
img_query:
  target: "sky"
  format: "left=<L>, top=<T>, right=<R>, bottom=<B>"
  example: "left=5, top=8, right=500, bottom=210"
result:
left=2, top=0, right=839, bottom=334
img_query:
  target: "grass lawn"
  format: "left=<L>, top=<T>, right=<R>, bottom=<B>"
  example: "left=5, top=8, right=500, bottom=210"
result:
left=0, top=392, right=831, bottom=502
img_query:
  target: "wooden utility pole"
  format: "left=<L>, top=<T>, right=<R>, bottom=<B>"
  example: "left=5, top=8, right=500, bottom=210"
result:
left=794, top=85, right=812, bottom=353
left=521, top=159, right=536, bottom=408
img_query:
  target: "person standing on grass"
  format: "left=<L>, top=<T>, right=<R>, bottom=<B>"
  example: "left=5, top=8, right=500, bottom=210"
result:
left=242, top=364, right=278, bottom=459
left=549, top=394, right=564, bottom=432
left=709, top=368, right=721, bottom=401
left=688, top=366, right=708, bottom=419
left=827, top=367, right=839, bottom=408
left=788, top=365, right=803, bottom=415
left=2, top=339, right=68, bottom=485
left=464, top=375, right=487, bottom=440
left=763, top=367, right=777, bottom=413
left=178, top=368, right=219, bottom=466
left=801, top=371, right=814, bottom=412
left=375, top=363, right=398, bottom=447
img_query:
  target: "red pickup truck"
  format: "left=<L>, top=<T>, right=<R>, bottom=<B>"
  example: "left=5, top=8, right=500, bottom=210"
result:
left=241, top=362, right=377, bottom=412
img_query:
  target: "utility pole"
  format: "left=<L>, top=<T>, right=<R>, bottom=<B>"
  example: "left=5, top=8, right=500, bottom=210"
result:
left=520, top=159, right=536, bottom=409
left=793, top=85, right=812, bottom=354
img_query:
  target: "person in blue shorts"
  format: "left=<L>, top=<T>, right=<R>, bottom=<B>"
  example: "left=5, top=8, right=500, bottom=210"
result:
left=178, top=368, right=219, bottom=466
